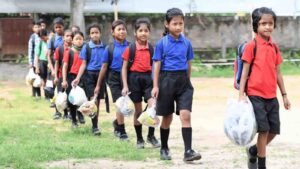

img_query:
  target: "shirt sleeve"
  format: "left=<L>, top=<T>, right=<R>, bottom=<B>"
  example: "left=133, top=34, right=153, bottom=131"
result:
left=187, top=40, right=194, bottom=61
left=241, top=42, right=255, bottom=64
left=28, top=36, right=33, bottom=65
left=47, top=38, right=52, bottom=49
left=35, top=41, right=41, bottom=59
left=275, top=44, right=283, bottom=65
left=122, top=47, right=130, bottom=61
left=152, top=39, right=163, bottom=61
left=53, top=48, right=60, bottom=61
left=101, top=47, right=109, bottom=63
left=63, top=48, right=70, bottom=64
left=79, top=44, right=87, bottom=61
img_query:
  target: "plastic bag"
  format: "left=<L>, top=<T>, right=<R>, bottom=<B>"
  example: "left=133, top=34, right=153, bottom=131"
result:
left=138, top=104, right=160, bottom=127
left=44, top=87, right=54, bottom=99
left=224, top=97, right=257, bottom=146
left=25, top=68, right=37, bottom=86
left=55, top=92, right=68, bottom=112
left=68, top=86, right=87, bottom=106
left=115, top=95, right=134, bottom=117
left=78, top=99, right=97, bottom=118
left=32, top=75, right=42, bottom=87
left=45, top=80, right=54, bottom=88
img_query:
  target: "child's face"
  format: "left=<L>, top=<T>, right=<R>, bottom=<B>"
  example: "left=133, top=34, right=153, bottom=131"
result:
left=135, top=24, right=150, bottom=43
left=64, top=32, right=73, bottom=44
left=73, top=34, right=84, bottom=47
left=54, top=23, right=64, bottom=35
left=41, top=23, right=46, bottom=30
left=90, top=27, right=101, bottom=43
left=41, top=35, right=48, bottom=42
left=112, top=24, right=127, bottom=42
left=165, top=16, right=184, bottom=38
left=32, top=25, right=40, bottom=34
left=257, top=14, right=274, bottom=40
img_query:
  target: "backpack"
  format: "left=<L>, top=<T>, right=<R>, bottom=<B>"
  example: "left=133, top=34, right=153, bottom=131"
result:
left=106, top=42, right=131, bottom=67
left=234, top=39, right=278, bottom=91
left=127, top=43, right=154, bottom=70
left=66, top=49, right=74, bottom=73
left=57, top=45, right=65, bottom=69
left=30, top=34, right=36, bottom=57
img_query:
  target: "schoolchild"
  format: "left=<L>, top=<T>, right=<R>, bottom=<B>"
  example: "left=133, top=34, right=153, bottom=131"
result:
left=121, top=17, right=160, bottom=148
left=94, top=20, right=129, bottom=141
left=62, top=31, right=85, bottom=128
left=151, top=8, right=201, bottom=161
left=28, top=21, right=41, bottom=98
left=47, top=17, right=65, bottom=119
left=53, top=29, right=73, bottom=120
left=239, top=7, right=291, bottom=169
left=34, top=29, right=49, bottom=91
left=72, top=24, right=106, bottom=136
left=71, top=25, right=80, bottom=33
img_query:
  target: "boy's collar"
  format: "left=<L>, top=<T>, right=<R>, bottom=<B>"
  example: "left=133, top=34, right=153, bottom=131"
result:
left=89, top=40, right=104, bottom=48
left=255, top=34, right=273, bottom=45
left=114, top=39, right=128, bottom=46
left=135, top=41, right=149, bottom=50
left=167, top=34, right=184, bottom=42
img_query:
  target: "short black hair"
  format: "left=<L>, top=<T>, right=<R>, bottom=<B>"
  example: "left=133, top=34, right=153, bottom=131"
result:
left=32, top=20, right=40, bottom=26
left=53, top=17, right=64, bottom=26
left=163, top=8, right=184, bottom=36
left=134, top=17, right=151, bottom=32
left=38, top=18, right=46, bottom=24
left=252, top=7, right=277, bottom=33
left=111, top=19, right=126, bottom=31
left=39, top=29, right=48, bottom=37
left=72, top=31, right=84, bottom=39
left=87, top=23, right=101, bottom=34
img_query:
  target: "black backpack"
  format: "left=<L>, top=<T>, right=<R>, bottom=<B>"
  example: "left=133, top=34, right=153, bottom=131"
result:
left=127, top=43, right=154, bottom=70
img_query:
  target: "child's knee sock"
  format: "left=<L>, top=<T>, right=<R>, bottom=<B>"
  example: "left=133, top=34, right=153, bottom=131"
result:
left=182, top=127, right=192, bottom=151
left=147, top=127, right=154, bottom=137
left=160, top=128, right=170, bottom=149
left=258, top=156, right=266, bottom=169
left=134, top=125, right=143, bottom=140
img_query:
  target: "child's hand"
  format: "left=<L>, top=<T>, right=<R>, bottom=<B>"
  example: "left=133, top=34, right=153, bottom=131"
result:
left=151, top=87, right=159, bottom=99
left=72, top=78, right=79, bottom=87
left=54, top=77, right=58, bottom=85
left=122, top=87, right=129, bottom=96
left=62, top=81, right=68, bottom=89
left=238, top=95, right=247, bottom=102
left=283, top=96, right=291, bottom=110
left=94, top=86, right=99, bottom=96
left=35, top=68, right=40, bottom=74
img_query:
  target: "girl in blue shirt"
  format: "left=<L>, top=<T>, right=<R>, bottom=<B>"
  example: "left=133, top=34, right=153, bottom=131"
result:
left=94, top=20, right=129, bottom=141
left=151, top=8, right=201, bottom=162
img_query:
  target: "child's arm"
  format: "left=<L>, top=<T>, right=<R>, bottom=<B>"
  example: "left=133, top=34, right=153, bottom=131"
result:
left=28, top=37, right=33, bottom=67
left=121, top=60, right=129, bottom=95
left=46, top=48, right=55, bottom=76
left=276, top=65, right=291, bottom=110
left=187, top=60, right=192, bottom=79
left=53, top=48, right=60, bottom=84
left=62, top=62, right=68, bottom=89
left=34, top=43, right=40, bottom=74
left=72, top=61, right=86, bottom=86
left=94, top=63, right=108, bottom=96
left=238, top=62, right=250, bottom=101
left=151, top=61, right=161, bottom=98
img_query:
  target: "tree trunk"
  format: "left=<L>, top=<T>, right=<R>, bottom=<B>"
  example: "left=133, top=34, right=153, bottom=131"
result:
left=70, top=0, right=86, bottom=35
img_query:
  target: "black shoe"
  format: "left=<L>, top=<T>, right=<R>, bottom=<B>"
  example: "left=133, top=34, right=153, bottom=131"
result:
left=147, top=135, right=161, bottom=148
left=246, top=146, right=258, bottom=169
left=72, top=122, right=78, bottom=129
left=63, top=114, right=69, bottom=121
left=160, top=148, right=172, bottom=160
left=92, top=127, right=101, bottom=136
left=183, top=149, right=201, bottom=162
left=77, top=112, right=85, bottom=124
left=53, top=112, right=62, bottom=120
left=137, top=139, right=145, bottom=149
left=119, top=133, right=129, bottom=141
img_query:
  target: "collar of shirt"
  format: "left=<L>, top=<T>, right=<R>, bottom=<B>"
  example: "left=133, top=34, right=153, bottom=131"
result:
left=63, top=42, right=71, bottom=48
left=255, top=34, right=273, bottom=46
left=89, top=40, right=105, bottom=48
left=113, top=39, right=128, bottom=47
left=55, top=34, right=63, bottom=40
left=135, top=41, right=149, bottom=50
left=167, top=33, right=184, bottom=43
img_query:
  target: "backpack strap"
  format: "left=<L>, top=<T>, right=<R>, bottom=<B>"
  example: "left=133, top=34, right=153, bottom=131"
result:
left=127, top=43, right=136, bottom=70
left=85, top=42, right=91, bottom=65
left=245, top=38, right=257, bottom=94
left=58, top=45, right=64, bottom=68
left=107, top=43, right=115, bottom=67
left=67, top=49, right=74, bottom=73
left=148, top=43, right=154, bottom=66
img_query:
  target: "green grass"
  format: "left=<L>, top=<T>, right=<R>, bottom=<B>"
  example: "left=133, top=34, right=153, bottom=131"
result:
left=191, top=61, right=300, bottom=77
left=0, top=88, right=158, bottom=169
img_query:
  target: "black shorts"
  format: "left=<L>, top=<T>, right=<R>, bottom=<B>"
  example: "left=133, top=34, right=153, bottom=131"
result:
left=84, top=70, right=105, bottom=100
left=38, top=60, right=48, bottom=80
left=249, top=96, right=280, bottom=134
left=107, top=70, right=122, bottom=103
left=156, top=71, right=193, bottom=116
left=128, top=72, right=152, bottom=103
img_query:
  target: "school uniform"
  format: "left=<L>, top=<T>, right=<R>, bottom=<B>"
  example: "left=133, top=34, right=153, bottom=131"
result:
left=48, top=33, right=64, bottom=65
left=36, top=40, right=49, bottom=80
left=242, top=35, right=282, bottom=134
left=54, top=42, right=70, bottom=92
left=102, top=39, right=129, bottom=102
left=80, top=40, right=106, bottom=100
left=122, top=41, right=152, bottom=103
left=153, top=34, right=194, bottom=116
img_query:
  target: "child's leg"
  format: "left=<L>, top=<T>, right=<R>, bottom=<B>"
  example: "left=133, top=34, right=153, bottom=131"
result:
left=160, top=114, right=173, bottom=149
left=179, top=109, right=192, bottom=151
left=91, top=98, right=100, bottom=135
left=257, top=132, right=269, bottom=169
left=133, top=102, right=143, bottom=139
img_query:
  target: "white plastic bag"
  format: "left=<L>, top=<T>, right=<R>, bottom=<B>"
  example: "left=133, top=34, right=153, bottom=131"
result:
left=224, top=97, right=257, bottom=146
left=32, top=75, right=42, bottom=87
left=138, top=104, right=160, bottom=127
left=115, top=95, right=134, bottom=117
left=25, top=68, right=37, bottom=86
left=55, top=92, right=68, bottom=112
left=45, top=80, right=54, bottom=88
left=78, top=99, right=97, bottom=118
left=68, top=86, right=87, bottom=106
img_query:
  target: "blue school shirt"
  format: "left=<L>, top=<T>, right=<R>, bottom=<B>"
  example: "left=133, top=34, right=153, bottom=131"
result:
left=47, top=33, right=64, bottom=50
left=80, top=40, right=105, bottom=71
left=101, top=39, right=129, bottom=72
left=153, top=34, right=194, bottom=71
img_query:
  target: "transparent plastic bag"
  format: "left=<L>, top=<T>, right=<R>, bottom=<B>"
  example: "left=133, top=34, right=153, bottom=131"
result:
left=25, top=68, right=37, bottom=86
left=68, top=86, right=87, bottom=106
left=45, top=80, right=54, bottom=88
left=78, top=99, right=97, bottom=118
left=32, top=75, right=42, bottom=87
left=115, top=94, right=134, bottom=117
left=224, top=97, right=257, bottom=146
left=55, top=92, right=68, bottom=112
left=138, top=104, right=160, bottom=127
